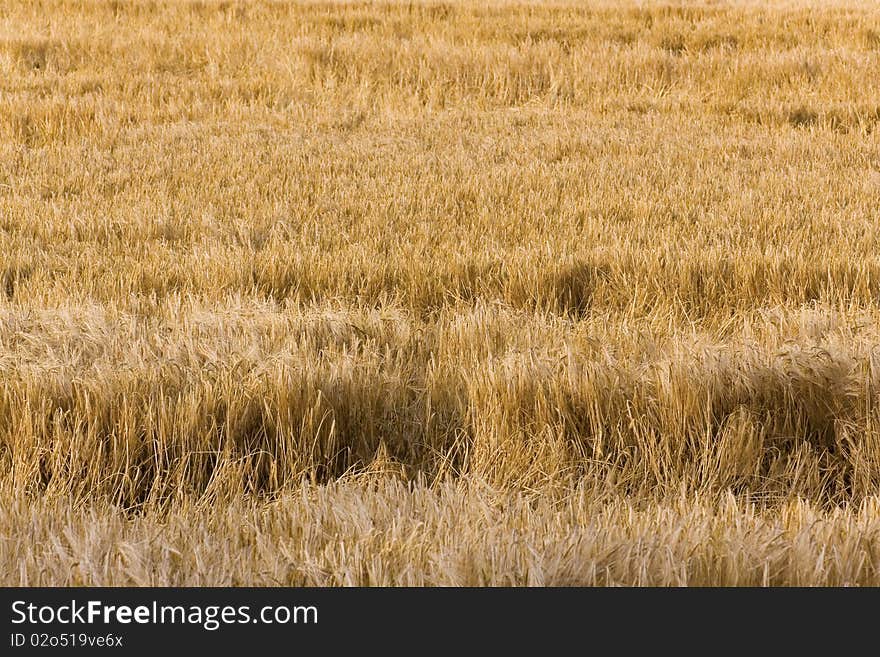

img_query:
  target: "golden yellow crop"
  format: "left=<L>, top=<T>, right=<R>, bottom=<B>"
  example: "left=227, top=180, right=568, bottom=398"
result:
left=3, top=0, right=880, bottom=585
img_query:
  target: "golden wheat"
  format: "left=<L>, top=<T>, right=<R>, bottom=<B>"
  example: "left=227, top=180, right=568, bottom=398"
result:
left=3, top=0, right=880, bottom=585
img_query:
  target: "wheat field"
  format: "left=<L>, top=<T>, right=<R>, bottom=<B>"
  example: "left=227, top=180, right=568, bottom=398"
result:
left=3, top=0, right=880, bottom=585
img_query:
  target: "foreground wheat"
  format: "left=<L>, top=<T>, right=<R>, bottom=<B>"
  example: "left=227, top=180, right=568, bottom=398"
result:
left=2, top=0, right=880, bottom=585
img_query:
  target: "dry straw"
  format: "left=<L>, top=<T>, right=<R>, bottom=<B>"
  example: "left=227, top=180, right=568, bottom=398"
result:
left=2, top=0, right=880, bottom=584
